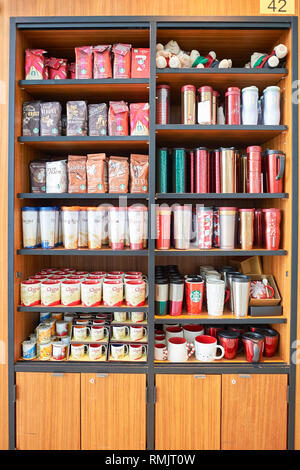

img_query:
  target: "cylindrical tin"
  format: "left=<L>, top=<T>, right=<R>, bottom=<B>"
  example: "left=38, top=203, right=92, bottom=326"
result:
left=220, top=147, right=236, bottom=193
left=219, top=207, right=237, bottom=249
left=239, top=208, right=255, bottom=250
left=156, top=204, right=172, bottom=250
left=157, top=148, right=169, bottom=193
left=181, top=85, right=196, bottom=124
left=169, top=278, right=184, bottom=316
left=247, top=145, right=262, bottom=193
left=155, top=279, right=169, bottom=316
left=172, top=148, right=186, bottom=193
left=197, top=86, right=213, bottom=125
left=225, top=87, right=241, bottom=125
left=156, top=84, right=170, bottom=124
left=197, top=206, right=213, bottom=249
left=195, top=147, right=209, bottom=193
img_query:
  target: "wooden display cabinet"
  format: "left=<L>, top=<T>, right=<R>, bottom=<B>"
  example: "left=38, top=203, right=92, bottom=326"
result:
left=8, top=16, right=298, bottom=450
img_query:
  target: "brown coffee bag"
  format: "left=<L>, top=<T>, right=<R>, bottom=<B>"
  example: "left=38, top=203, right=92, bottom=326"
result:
left=86, top=153, right=108, bottom=193
left=66, top=101, right=88, bottom=136
left=88, top=103, right=107, bottom=136
left=108, top=156, right=129, bottom=193
left=130, top=154, right=149, bottom=193
left=29, top=160, right=46, bottom=193
left=22, top=101, right=41, bottom=136
left=67, top=155, right=87, bottom=193
left=40, top=102, right=62, bottom=136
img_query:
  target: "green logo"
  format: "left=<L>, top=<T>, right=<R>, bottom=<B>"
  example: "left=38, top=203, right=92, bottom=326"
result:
left=190, top=290, right=202, bottom=302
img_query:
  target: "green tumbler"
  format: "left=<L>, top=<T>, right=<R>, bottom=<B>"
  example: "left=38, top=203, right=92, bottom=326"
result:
left=172, top=148, right=186, bottom=193
left=157, top=148, right=169, bottom=193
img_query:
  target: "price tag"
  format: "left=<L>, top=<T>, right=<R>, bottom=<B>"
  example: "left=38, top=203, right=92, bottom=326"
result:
left=260, top=0, right=295, bottom=14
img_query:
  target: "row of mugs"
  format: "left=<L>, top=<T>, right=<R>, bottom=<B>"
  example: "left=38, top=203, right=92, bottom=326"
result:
left=71, top=342, right=147, bottom=361
left=155, top=335, right=224, bottom=362
left=40, top=311, right=146, bottom=323
left=72, top=324, right=147, bottom=342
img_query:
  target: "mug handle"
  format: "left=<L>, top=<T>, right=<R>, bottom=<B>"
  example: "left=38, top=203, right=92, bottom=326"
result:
left=224, top=289, right=230, bottom=304
left=102, top=345, right=107, bottom=357
left=143, top=327, right=147, bottom=337
left=103, top=327, right=109, bottom=338
left=186, top=342, right=195, bottom=359
left=124, top=344, right=129, bottom=355
left=144, top=279, right=149, bottom=298
left=125, top=327, right=130, bottom=337
left=265, top=285, right=275, bottom=299
left=84, top=345, right=89, bottom=354
left=86, top=327, right=91, bottom=337
left=276, top=155, right=285, bottom=180
left=142, top=345, right=148, bottom=357
left=214, top=345, right=225, bottom=360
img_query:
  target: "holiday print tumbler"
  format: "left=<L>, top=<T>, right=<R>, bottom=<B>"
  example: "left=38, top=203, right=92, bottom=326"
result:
left=197, top=206, right=213, bottom=249
left=262, top=208, right=281, bottom=250
left=156, top=204, right=172, bottom=250
left=185, top=277, right=204, bottom=315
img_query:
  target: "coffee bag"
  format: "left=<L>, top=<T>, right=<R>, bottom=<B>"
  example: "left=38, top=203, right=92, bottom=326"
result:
left=67, top=101, right=88, bottom=136
left=46, top=160, right=68, bottom=193
left=29, top=160, right=46, bottom=193
left=67, top=155, right=87, bottom=193
left=88, top=103, right=107, bottom=136
left=75, top=46, right=93, bottom=79
left=22, top=101, right=41, bottom=136
left=108, top=101, right=129, bottom=136
left=93, top=45, right=112, bottom=79
left=40, top=102, right=62, bottom=136
left=130, top=154, right=149, bottom=193
left=108, top=156, right=129, bottom=193
left=86, top=153, right=108, bottom=193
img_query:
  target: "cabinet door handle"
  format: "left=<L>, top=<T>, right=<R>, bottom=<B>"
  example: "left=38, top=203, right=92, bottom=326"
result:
left=238, top=374, right=251, bottom=378
left=52, top=373, right=64, bottom=377
left=96, top=373, right=108, bottom=378
left=194, top=375, right=206, bottom=379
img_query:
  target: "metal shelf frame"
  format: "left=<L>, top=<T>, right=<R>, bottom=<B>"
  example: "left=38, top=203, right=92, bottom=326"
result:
left=8, top=15, right=298, bottom=451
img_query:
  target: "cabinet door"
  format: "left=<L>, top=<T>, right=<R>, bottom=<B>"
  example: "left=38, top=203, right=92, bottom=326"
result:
left=155, top=374, right=221, bottom=450
left=81, top=373, right=146, bottom=450
left=222, top=374, right=288, bottom=450
left=16, top=372, right=80, bottom=450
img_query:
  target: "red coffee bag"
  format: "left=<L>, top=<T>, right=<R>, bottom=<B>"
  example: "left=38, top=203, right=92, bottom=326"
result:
left=93, top=45, right=112, bottom=79
left=108, top=101, right=129, bottom=136
left=130, top=103, right=149, bottom=136
left=25, top=49, right=47, bottom=80
left=112, top=44, right=131, bottom=79
left=48, top=58, right=68, bottom=79
left=131, top=48, right=150, bottom=78
left=68, top=62, right=76, bottom=79
left=75, top=46, right=93, bottom=79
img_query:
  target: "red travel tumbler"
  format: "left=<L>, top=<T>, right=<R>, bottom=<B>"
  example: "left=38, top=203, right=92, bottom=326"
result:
left=185, top=277, right=204, bottom=315
left=266, top=149, right=285, bottom=193
left=195, top=147, right=209, bottom=193
left=247, top=145, right=262, bottom=193
left=262, top=208, right=281, bottom=250
left=225, top=87, right=241, bottom=125
left=156, top=204, right=172, bottom=250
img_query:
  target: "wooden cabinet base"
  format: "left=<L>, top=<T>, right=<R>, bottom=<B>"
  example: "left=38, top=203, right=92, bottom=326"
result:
left=16, top=372, right=80, bottom=450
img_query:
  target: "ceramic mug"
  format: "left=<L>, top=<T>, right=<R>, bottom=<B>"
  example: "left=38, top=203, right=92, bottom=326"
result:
left=113, top=325, right=129, bottom=340
left=52, top=342, right=67, bottom=361
left=129, top=344, right=147, bottom=361
left=113, top=311, right=127, bottom=322
left=206, top=279, right=230, bottom=317
left=90, top=325, right=108, bottom=341
left=71, top=343, right=88, bottom=360
left=130, top=311, right=145, bottom=323
left=167, top=337, right=195, bottom=363
left=73, top=325, right=91, bottom=341
left=194, top=335, right=225, bottom=362
left=111, top=343, right=129, bottom=360
left=165, top=326, right=184, bottom=342
left=155, top=334, right=166, bottom=345
left=89, top=343, right=107, bottom=361
left=250, top=280, right=275, bottom=299
left=154, top=343, right=168, bottom=361
left=55, top=320, right=69, bottom=337
left=183, top=324, right=204, bottom=344
left=130, top=325, right=147, bottom=341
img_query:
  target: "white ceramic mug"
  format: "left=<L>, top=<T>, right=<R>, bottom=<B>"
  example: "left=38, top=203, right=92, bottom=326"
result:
left=130, top=311, right=145, bottom=323
left=111, top=343, right=129, bottom=360
left=154, top=343, right=168, bottom=361
left=167, top=337, right=194, bottom=362
left=55, top=320, right=69, bottom=337
left=113, top=311, right=127, bottom=322
left=71, top=343, right=88, bottom=360
left=165, top=326, right=183, bottom=342
left=163, top=323, right=179, bottom=332
left=195, top=335, right=225, bottom=362
left=113, top=325, right=129, bottom=340
left=89, top=343, right=107, bottom=361
left=129, top=344, right=147, bottom=361
left=183, top=324, right=204, bottom=344
left=130, top=325, right=147, bottom=341
left=155, top=334, right=166, bottom=345
left=73, top=325, right=91, bottom=341
left=206, top=279, right=229, bottom=317
left=90, top=325, right=108, bottom=341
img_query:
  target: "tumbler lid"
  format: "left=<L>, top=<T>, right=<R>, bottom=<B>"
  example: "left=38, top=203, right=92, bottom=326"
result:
left=169, top=278, right=184, bottom=284
left=22, top=206, right=39, bottom=211
left=218, top=330, right=240, bottom=339
left=265, top=149, right=285, bottom=156
left=232, top=275, right=250, bottom=283
left=246, top=145, right=262, bottom=153
left=242, top=332, right=264, bottom=341
left=242, top=86, right=259, bottom=93
left=181, top=85, right=196, bottom=92
left=157, top=84, right=170, bottom=90
left=263, top=86, right=280, bottom=93
left=197, top=206, right=213, bottom=211
left=198, top=86, right=213, bottom=93
left=258, top=328, right=279, bottom=337
left=262, top=208, right=281, bottom=212
left=218, top=207, right=238, bottom=211
left=220, top=147, right=235, bottom=151
left=238, top=208, right=255, bottom=212
left=155, top=278, right=169, bottom=284
left=225, top=87, right=240, bottom=95
left=194, top=146, right=208, bottom=151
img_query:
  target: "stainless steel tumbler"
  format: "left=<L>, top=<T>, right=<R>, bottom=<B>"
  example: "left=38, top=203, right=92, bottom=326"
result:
left=220, top=147, right=236, bottom=193
left=219, top=207, right=237, bottom=249
left=232, top=275, right=250, bottom=317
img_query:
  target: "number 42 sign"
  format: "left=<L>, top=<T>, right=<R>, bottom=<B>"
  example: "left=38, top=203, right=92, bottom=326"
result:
left=260, top=0, right=295, bottom=14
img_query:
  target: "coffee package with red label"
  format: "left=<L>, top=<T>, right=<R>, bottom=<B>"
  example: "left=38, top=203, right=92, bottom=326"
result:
left=131, top=48, right=150, bottom=78
left=130, top=103, right=149, bottom=136
left=112, top=44, right=131, bottom=79
left=108, top=156, right=129, bottom=193
left=88, top=103, right=107, bottom=136
left=130, top=154, right=149, bottom=193
left=93, top=45, right=112, bottom=79
left=22, top=101, right=41, bottom=136
left=47, top=58, right=68, bottom=79
left=25, top=49, right=47, bottom=80
left=75, top=46, right=93, bottom=79
left=108, top=101, right=129, bottom=136
left=87, top=153, right=108, bottom=193
left=68, top=62, right=76, bottom=79
left=67, top=155, right=87, bottom=193
left=67, top=101, right=88, bottom=136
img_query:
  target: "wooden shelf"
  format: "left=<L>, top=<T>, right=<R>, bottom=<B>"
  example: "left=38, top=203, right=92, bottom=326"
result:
left=19, top=79, right=149, bottom=101
left=154, top=313, right=287, bottom=324
left=17, top=193, right=149, bottom=199
left=156, top=193, right=288, bottom=199
left=17, top=305, right=149, bottom=313
left=155, top=353, right=285, bottom=364
left=17, top=248, right=148, bottom=256
left=156, top=68, right=287, bottom=92
left=17, top=136, right=149, bottom=153
left=155, top=249, right=287, bottom=256
left=156, top=125, right=287, bottom=146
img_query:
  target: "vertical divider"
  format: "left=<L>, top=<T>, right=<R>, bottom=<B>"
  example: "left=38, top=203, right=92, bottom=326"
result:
left=146, top=19, right=157, bottom=451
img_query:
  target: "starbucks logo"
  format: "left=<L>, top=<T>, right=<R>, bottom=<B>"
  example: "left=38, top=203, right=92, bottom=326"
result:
left=190, top=290, right=201, bottom=302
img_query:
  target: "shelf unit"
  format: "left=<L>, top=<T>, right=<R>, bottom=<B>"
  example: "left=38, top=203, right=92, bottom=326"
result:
left=8, top=16, right=298, bottom=450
